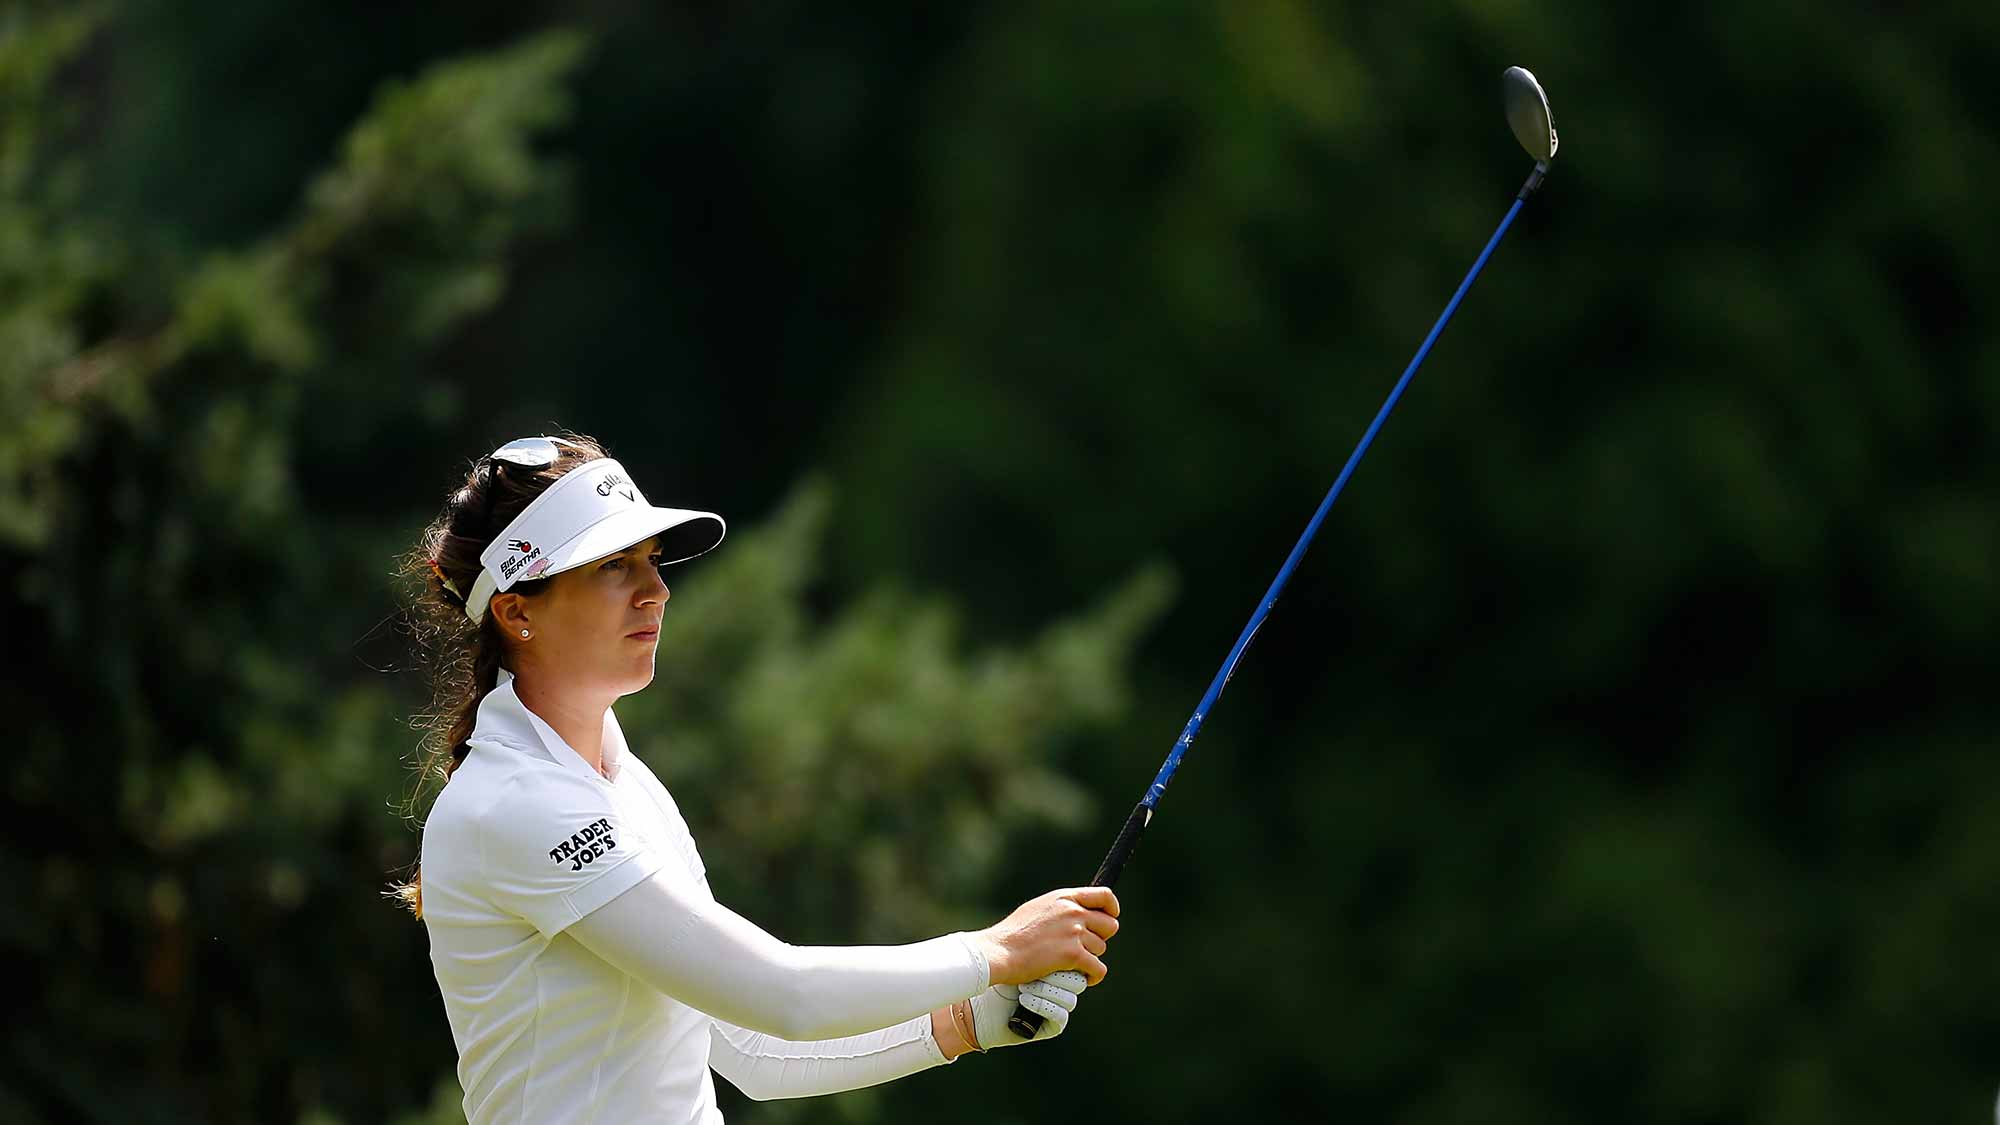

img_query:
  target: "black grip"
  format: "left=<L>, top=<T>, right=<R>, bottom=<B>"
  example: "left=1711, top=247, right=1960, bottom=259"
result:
left=1088, top=800, right=1152, bottom=889
left=1005, top=801, right=1153, bottom=1040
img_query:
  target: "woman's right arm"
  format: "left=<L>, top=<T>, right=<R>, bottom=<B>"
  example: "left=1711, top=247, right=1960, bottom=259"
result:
left=568, top=870, right=1118, bottom=1042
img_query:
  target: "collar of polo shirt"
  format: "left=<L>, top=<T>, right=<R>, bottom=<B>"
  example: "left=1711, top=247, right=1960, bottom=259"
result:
left=464, top=457, right=725, bottom=624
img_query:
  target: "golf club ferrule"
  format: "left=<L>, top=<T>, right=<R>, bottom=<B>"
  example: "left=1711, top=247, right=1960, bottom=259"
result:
left=1517, top=160, right=1550, bottom=201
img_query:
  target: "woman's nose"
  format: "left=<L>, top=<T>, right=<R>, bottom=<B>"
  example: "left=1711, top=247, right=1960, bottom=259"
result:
left=640, top=568, right=669, bottom=603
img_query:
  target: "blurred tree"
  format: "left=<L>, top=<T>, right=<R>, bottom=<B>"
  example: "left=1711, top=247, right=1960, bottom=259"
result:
left=822, top=4, right=2000, bottom=1124
left=9, top=0, right=2000, bottom=1123
left=2, top=10, right=1172, bottom=1122
left=4, top=18, right=593, bottom=1120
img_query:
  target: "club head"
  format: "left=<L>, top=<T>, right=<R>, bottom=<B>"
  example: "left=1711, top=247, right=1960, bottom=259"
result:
left=1502, top=66, right=1558, bottom=163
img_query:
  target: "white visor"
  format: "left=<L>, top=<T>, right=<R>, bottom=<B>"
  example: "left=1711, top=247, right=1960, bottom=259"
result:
left=464, top=457, right=725, bottom=623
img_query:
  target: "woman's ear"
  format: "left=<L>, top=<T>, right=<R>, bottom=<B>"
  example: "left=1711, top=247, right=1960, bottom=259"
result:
left=490, top=591, right=531, bottom=638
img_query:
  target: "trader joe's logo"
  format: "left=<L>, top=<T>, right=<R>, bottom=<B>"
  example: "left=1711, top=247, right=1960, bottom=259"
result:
left=548, top=818, right=617, bottom=872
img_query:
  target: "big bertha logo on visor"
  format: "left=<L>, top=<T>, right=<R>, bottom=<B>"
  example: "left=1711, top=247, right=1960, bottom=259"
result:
left=498, top=538, right=543, bottom=581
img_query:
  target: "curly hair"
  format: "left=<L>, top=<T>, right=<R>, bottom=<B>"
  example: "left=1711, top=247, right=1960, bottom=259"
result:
left=389, top=431, right=609, bottom=918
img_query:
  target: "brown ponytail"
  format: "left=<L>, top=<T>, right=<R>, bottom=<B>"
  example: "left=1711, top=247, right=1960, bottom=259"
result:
left=390, top=431, right=610, bottom=918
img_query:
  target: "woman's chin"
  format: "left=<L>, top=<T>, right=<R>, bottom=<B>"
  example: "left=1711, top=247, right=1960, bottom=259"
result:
left=617, top=656, right=657, bottom=695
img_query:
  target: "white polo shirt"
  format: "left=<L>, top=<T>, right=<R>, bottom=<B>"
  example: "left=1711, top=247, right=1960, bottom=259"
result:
left=420, top=670, right=726, bottom=1124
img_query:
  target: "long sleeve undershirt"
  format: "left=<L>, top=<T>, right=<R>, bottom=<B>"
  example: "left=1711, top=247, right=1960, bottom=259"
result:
left=706, top=1013, right=952, bottom=1101
left=567, top=867, right=988, bottom=1042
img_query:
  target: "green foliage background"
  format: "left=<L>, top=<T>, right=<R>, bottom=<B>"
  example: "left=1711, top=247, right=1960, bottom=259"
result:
left=5, top=2, right=1995, bottom=1122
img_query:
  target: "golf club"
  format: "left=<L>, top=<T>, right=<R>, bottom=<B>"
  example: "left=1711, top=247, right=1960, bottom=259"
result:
left=1009, top=65, right=1561, bottom=1039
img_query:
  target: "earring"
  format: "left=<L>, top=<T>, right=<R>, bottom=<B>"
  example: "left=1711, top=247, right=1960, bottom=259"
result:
left=520, top=629, right=531, bottom=639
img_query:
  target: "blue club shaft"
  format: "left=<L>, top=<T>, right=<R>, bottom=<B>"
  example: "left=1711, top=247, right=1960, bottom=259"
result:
left=1139, top=195, right=1529, bottom=811
left=1009, top=184, right=1543, bottom=1039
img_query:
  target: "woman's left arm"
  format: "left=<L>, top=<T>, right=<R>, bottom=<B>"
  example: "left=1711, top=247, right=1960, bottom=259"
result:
left=709, top=976, right=1085, bottom=1102
left=707, top=1009, right=961, bottom=1102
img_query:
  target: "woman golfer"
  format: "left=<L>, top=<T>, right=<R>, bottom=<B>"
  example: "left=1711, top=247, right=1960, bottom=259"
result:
left=397, top=434, right=1119, bottom=1123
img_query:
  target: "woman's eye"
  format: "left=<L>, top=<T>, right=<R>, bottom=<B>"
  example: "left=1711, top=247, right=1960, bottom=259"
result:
left=602, top=559, right=624, bottom=571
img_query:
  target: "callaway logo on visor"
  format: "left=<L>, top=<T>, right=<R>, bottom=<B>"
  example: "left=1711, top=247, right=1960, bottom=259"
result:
left=596, top=473, right=635, bottom=502
left=508, top=540, right=534, bottom=552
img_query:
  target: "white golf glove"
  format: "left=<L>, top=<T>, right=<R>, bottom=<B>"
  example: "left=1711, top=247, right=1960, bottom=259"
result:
left=968, top=970, right=1086, bottom=1050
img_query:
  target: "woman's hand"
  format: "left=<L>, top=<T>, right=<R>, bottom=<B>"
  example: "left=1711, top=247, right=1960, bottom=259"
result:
left=969, top=970, right=1086, bottom=1049
left=973, top=886, right=1120, bottom=987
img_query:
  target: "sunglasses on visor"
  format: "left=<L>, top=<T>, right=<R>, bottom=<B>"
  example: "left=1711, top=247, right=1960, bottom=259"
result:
left=477, top=436, right=584, bottom=531
left=431, top=437, right=587, bottom=605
